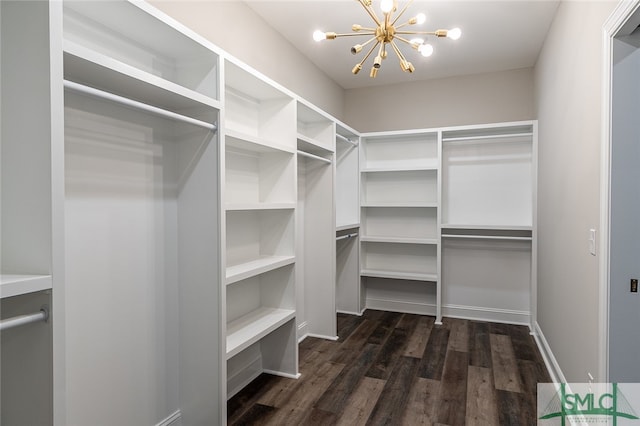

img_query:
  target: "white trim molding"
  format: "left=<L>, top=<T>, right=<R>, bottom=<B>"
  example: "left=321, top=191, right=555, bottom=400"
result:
left=600, top=0, right=640, bottom=383
left=155, top=410, right=182, bottom=426
left=534, top=322, right=566, bottom=384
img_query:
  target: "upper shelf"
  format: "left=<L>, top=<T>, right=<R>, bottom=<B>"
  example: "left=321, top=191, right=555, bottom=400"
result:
left=64, top=42, right=220, bottom=122
left=0, top=274, right=52, bottom=299
left=63, top=0, right=219, bottom=101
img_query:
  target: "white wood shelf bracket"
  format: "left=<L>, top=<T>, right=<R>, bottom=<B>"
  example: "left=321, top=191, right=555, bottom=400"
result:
left=0, top=306, right=49, bottom=332
left=64, top=80, right=218, bottom=132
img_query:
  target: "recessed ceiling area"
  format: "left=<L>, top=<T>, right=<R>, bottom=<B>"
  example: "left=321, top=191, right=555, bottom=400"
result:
left=245, top=0, right=560, bottom=90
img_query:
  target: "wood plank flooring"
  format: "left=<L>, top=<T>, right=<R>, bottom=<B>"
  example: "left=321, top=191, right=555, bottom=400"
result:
left=228, top=311, right=551, bottom=425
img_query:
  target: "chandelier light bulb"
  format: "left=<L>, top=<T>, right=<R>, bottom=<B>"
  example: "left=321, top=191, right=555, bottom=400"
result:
left=313, top=30, right=326, bottom=42
left=351, top=44, right=363, bottom=54
left=416, top=13, right=426, bottom=25
left=448, top=27, right=462, bottom=40
left=380, top=0, right=394, bottom=14
left=419, top=43, right=434, bottom=57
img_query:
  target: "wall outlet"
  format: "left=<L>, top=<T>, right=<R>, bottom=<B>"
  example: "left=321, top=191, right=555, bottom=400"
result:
left=632, top=279, right=638, bottom=293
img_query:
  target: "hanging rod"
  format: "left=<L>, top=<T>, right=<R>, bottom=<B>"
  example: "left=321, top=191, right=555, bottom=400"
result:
left=336, top=134, right=357, bottom=146
left=297, top=150, right=332, bottom=164
left=0, top=307, right=49, bottom=332
left=336, top=233, right=358, bottom=241
left=64, top=80, right=218, bottom=132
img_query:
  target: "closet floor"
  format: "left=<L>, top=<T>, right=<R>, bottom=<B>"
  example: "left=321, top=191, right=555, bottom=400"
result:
left=228, top=310, right=551, bottom=425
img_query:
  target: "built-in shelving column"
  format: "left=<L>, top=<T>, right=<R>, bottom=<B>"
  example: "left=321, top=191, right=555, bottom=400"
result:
left=0, top=2, right=60, bottom=424
left=296, top=101, right=336, bottom=340
left=61, top=1, right=222, bottom=424
left=223, top=59, right=299, bottom=399
left=440, top=122, right=536, bottom=325
left=335, top=124, right=362, bottom=316
left=359, top=131, right=441, bottom=321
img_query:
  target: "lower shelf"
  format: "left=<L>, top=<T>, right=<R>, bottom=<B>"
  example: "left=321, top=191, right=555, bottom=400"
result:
left=360, top=268, right=437, bottom=282
left=226, top=255, right=295, bottom=285
left=0, top=274, right=52, bottom=299
left=226, top=307, right=296, bottom=359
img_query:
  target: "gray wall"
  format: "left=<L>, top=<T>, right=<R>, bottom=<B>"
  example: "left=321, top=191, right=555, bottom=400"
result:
left=534, top=0, right=616, bottom=382
left=609, top=38, right=640, bottom=382
left=151, top=0, right=345, bottom=120
left=344, top=68, right=535, bottom=132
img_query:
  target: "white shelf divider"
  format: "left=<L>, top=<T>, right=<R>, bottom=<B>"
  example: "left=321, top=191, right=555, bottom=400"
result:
left=0, top=275, right=53, bottom=299
left=225, top=203, right=296, bottom=211
left=226, top=307, right=296, bottom=359
left=226, top=255, right=296, bottom=285
left=225, top=128, right=296, bottom=155
left=361, top=202, right=439, bottom=208
left=361, top=165, right=438, bottom=172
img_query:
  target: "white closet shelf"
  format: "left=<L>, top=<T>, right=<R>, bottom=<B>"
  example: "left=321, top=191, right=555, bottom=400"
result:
left=442, top=234, right=532, bottom=241
left=336, top=223, right=360, bottom=232
left=0, top=274, right=52, bottom=299
left=360, top=269, right=438, bottom=282
left=226, top=307, right=295, bottom=359
left=361, top=236, right=438, bottom=245
left=225, top=129, right=295, bottom=154
left=361, top=165, right=438, bottom=173
left=226, top=255, right=295, bottom=285
left=441, top=224, right=532, bottom=231
left=297, top=134, right=334, bottom=155
left=442, top=132, right=533, bottom=143
left=225, top=203, right=296, bottom=211
left=362, top=202, right=438, bottom=208
left=64, top=43, right=220, bottom=113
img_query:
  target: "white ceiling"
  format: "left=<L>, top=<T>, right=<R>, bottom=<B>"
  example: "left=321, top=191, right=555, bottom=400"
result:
left=245, top=0, right=560, bottom=89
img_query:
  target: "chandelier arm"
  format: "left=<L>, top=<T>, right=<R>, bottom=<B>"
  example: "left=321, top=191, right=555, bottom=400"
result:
left=358, top=0, right=382, bottom=27
left=359, top=40, right=381, bottom=66
left=394, top=35, right=416, bottom=46
left=391, top=0, right=413, bottom=26
left=333, top=32, right=377, bottom=38
left=389, top=40, right=408, bottom=62
left=359, top=36, right=377, bottom=49
left=395, top=30, right=437, bottom=35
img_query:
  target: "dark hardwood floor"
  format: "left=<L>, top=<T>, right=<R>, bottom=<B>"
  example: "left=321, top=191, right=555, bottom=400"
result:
left=228, top=310, right=551, bottom=425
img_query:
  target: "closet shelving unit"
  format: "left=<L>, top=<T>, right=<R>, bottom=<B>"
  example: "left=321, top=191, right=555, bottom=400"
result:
left=1, top=2, right=58, bottom=425
left=60, top=1, right=223, bottom=425
left=440, top=122, right=536, bottom=324
left=296, top=101, right=336, bottom=339
left=335, top=123, right=362, bottom=315
left=223, top=59, right=299, bottom=399
left=359, top=131, right=441, bottom=322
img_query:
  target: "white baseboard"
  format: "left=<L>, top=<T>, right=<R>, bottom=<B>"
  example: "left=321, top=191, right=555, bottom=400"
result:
left=227, top=354, right=262, bottom=399
left=443, top=304, right=530, bottom=326
left=297, top=320, right=308, bottom=342
left=155, top=410, right=182, bottom=426
left=533, top=321, right=566, bottom=383
left=306, top=333, right=339, bottom=341
left=337, top=309, right=364, bottom=316
left=365, top=297, right=437, bottom=315
left=263, top=369, right=301, bottom=380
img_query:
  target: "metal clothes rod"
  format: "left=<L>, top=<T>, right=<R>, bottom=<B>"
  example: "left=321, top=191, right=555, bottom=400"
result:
left=336, top=133, right=357, bottom=146
left=442, top=234, right=532, bottom=241
left=442, top=132, right=533, bottom=143
left=0, top=307, right=49, bottom=332
left=336, top=233, right=358, bottom=241
left=297, top=150, right=332, bottom=164
left=64, top=80, right=218, bottom=132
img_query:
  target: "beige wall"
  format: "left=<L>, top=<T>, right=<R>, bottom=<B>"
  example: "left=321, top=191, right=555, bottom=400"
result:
left=534, top=0, right=616, bottom=382
left=344, top=68, right=534, bottom=132
left=151, top=0, right=345, bottom=119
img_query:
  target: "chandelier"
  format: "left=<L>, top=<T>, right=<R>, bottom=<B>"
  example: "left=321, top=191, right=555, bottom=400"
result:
left=313, top=0, right=461, bottom=78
